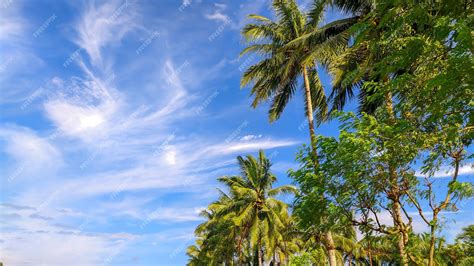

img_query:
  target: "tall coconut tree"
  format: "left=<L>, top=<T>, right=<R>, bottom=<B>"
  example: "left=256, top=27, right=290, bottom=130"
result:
left=216, top=150, right=297, bottom=266
left=282, top=0, right=375, bottom=114
left=240, top=0, right=351, bottom=157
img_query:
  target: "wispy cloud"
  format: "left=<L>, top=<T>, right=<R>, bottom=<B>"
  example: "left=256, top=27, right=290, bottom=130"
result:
left=0, top=1, right=25, bottom=42
left=74, top=1, right=137, bottom=68
left=0, top=203, right=127, bottom=265
left=215, top=139, right=299, bottom=154
left=0, top=125, right=62, bottom=180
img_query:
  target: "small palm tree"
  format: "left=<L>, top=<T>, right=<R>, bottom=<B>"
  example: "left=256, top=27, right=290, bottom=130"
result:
left=216, top=150, right=297, bottom=265
left=187, top=196, right=238, bottom=265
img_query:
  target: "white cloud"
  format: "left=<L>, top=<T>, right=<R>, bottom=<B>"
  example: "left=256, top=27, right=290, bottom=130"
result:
left=205, top=4, right=231, bottom=25
left=164, top=148, right=177, bottom=165
left=74, top=1, right=136, bottom=67
left=44, top=96, right=116, bottom=142
left=215, top=139, right=299, bottom=154
left=240, top=134, right=262, bottom=141
left=205, top=12, right=230, bottom=24
left=42, top=58, right=193, bottom=148
left=432, top=164, right=474, bottom=178
left=0, top=125, right=62, bottom=178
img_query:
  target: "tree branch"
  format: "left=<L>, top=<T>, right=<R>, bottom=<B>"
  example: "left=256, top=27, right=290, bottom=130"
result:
left=406, top=191, right=430, bottom=225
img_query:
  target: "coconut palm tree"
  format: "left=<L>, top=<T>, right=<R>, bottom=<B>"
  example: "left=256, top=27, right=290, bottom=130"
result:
left=241, top=0, right=352, bottom=156
left=281, top=0, right=376, bottom=114
left=215, top=150, right=297, bottom=266
left=271, top=216, right=303, bottom=265
left=187, top=194, right=239, bottom=265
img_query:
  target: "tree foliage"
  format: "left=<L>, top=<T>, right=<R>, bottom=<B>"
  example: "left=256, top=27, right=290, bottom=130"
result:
left=187, top=0, right=473, bottom=265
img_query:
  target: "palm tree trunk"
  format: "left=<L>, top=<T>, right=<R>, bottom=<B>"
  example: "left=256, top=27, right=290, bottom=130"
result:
left=238, top=223, right=251, bottom=264
left=257, top=235, right=263, bottom=266
left=304, top=66, right=338, bottom=266
left=302, top=66, right=318, bottom=164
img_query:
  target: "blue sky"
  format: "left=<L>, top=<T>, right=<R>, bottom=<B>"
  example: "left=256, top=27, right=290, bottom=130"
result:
left=0, top=0, right=472, bottom=265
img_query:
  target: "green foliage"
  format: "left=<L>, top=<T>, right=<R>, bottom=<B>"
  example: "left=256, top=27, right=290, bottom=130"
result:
left=454, top=225, right=474, bottom=259
left=289, top=249, right=327, bottom=266
left=188, top=0, right=473, bottom=265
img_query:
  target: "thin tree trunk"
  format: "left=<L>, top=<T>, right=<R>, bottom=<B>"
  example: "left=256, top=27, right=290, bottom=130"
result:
left=429, top=154, right=460, bottom=265
left=302, top=66, right=318, bottom=164
left=389, top=165, right=408, bottom=266
left=392, top=200, right=408, bottom=266
left=388, top=151, right=408, bottom=266
left=258, top=246, right=263, bottom=266
left=368, top=250, right=373, bottom=266
left=428, top=218, right=437, bottom=266
left=384, top=91, right=395, bottom=121
left=385, top=90, right=409, bottom=266
left=325, top=232, right=338, bottom=266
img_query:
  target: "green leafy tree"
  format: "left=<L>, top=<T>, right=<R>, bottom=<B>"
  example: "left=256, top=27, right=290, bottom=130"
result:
left=292, top=110, right=472, bottom=265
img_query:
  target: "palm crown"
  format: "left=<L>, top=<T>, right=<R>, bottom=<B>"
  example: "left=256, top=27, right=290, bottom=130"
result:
left=189, top=150, right=297, bottom=265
